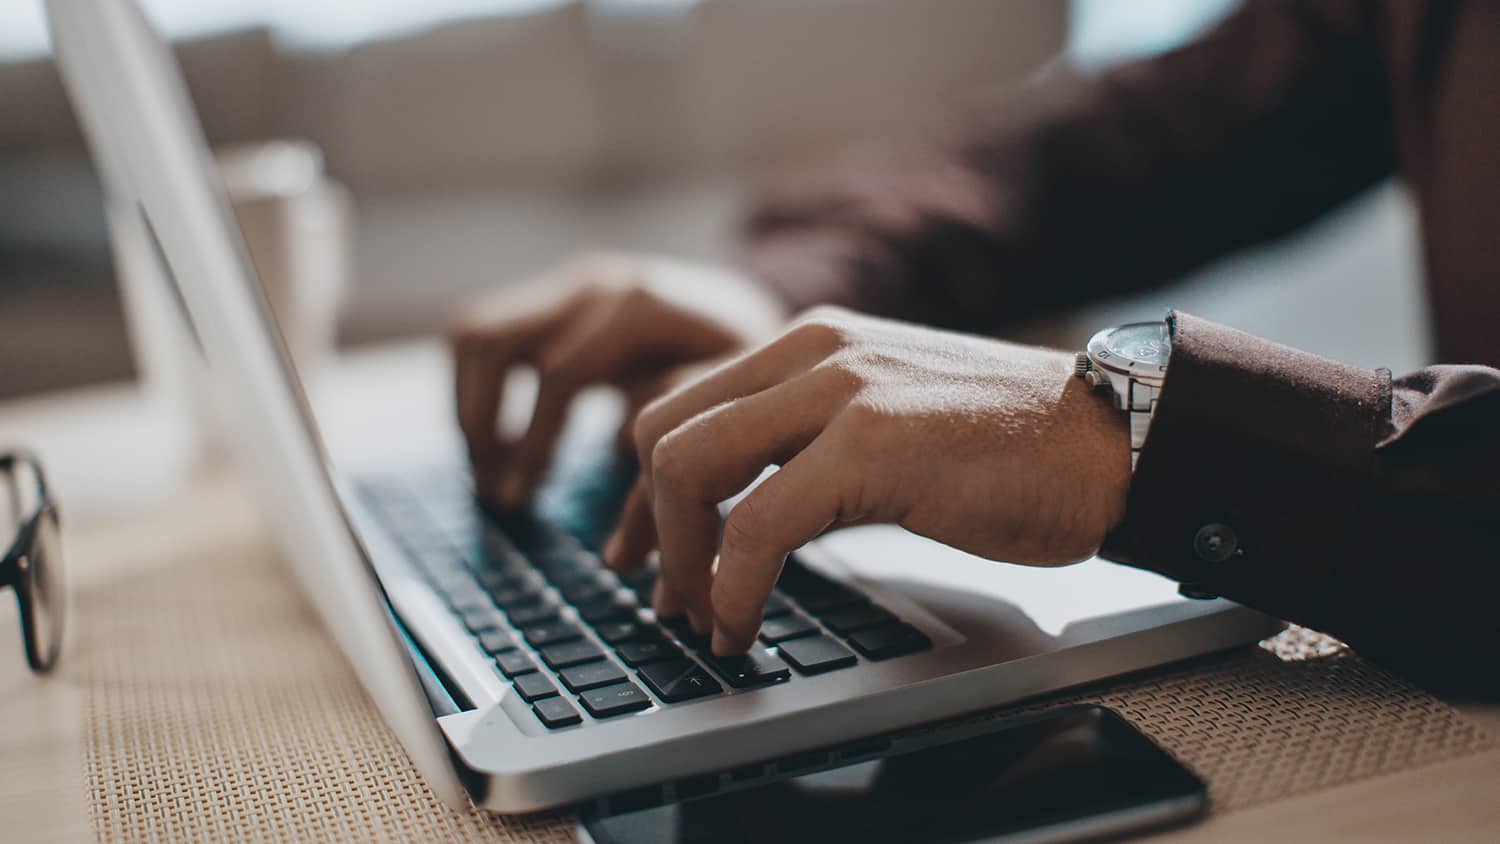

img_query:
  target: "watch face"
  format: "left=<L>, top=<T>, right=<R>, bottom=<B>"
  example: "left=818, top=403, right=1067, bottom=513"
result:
left=1104, top=322, right=1171, bottom=366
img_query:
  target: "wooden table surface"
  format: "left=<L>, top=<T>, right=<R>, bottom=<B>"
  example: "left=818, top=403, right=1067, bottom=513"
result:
left=3, top=370, right=1497, bottom=843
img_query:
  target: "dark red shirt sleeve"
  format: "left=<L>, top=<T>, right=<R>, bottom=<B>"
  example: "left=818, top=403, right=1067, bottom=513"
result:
left=1102, top=312, right=1500, bottom=694
left=741, top=0, right=1392, bottom=335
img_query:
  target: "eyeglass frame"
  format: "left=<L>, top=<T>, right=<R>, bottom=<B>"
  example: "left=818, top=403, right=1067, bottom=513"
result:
left=0, top=451, right=65, bottom=673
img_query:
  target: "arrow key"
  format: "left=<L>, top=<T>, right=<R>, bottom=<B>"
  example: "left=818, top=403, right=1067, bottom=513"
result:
left=637, top=659, right=723, bottom=703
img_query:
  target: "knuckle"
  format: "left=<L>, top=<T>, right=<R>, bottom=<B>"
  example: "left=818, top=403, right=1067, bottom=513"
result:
left=534, top=352, right=577, bottom=387
left=786, top=307, right=854, bottom=351
left=815, top=351, right=867, bottom=391
left=797, top=303, right=854, bottom=325
left=719, top=504, right=765, bottom=561
left=632, top=400, right=669, bottom=464
left=649, top=428, right=693, bottom=489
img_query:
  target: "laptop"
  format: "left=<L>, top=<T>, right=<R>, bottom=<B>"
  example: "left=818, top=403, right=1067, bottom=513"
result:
left=46, top=0, right=1282, bottom=814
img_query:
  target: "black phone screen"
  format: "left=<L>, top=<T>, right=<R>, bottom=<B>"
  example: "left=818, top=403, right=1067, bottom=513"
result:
left=584, top=706, right=1205, bottom=844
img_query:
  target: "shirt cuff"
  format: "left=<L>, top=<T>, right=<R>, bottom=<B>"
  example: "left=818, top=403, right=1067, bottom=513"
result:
left=1099, top=311, right=1389, bottom=630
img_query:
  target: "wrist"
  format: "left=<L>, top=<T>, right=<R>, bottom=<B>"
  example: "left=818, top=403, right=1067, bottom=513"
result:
left=1058, top=372, right=1133, bottom=538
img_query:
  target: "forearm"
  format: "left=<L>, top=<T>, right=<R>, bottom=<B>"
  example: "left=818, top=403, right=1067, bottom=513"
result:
left=1101, top=313, right=1500, bottom=694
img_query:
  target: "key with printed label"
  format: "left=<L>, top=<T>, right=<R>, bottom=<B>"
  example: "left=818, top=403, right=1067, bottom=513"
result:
left=579, top=681, right=652, bottom=718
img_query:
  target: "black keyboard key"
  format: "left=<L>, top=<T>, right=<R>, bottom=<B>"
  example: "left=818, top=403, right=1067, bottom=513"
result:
left=776, top=635, right=857, bottom=675
left=449, top=590, right=494, bottom=614
left=488, top=559, right=537, bottom=586
left=847, top=623, right=932, bottom=661
left=559, top=581, right=611, bottom=606
left=579, top=682, right=652, bottom=718
left=558, top=660, right=628, bottom=693
left=530, top=538, right=585, bottom=566
left=540, top=564, right=596, bottom=588
left=491, top=584, right=546, bottom=611
left=477, top=568, right=527, bottom=592
left=578, top=597, right=636, bottom=625
left=617, top=638, right=683, bottom=667
left=775, top=558, right=838, bottom=594
left=417, top=549, right=467, bottom=577
left=507, top=604, right=560, bottom=629
left=512, top=672, right=558, bottom=702
left=797, top=585, right=868, bottom=615
left=594, top=619, right=651, bottom=645
left=532, top=544, right=597, bottom=575
left=759, top=613, right=819, bottom=644
left=762, top=593, right=793, bottom=619
left=482, top=529, right=523, bottom=560
left=478, top=629, right=517, bottom=654
left=532, top=696, right=582, bottom=729
left=491, top=510, right=549, bottom=550
left=619, top=566, right=657, bottom=595
left=704, top=644, right=791, bottom=689
left=525, top=621, right=585, bottom=648
left=637, top=659, right=723, bottom=702
left=434, top=570, right=482, bottom=594
left=461, top=606, right=509, bottom=633
left=539, top=639, right=605, bottom=669
left=495, top=651, right=537, bottom=678
left=821, top=604, right=897, bottom=635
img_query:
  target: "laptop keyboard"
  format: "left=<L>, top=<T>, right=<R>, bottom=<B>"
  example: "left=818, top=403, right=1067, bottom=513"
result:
left=357, top=470, right=931, bottom=732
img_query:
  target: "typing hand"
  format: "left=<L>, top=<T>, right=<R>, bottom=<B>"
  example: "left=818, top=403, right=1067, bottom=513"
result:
left=603, top=307, right=1132, bottom=655
left=450, top=252, right=785, bottom=508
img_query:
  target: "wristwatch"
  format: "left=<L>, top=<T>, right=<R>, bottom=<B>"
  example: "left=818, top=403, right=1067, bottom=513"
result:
left=1074, top=320, right=1172, bottom=470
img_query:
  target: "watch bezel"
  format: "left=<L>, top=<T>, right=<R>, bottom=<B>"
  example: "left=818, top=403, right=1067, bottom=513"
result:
left=1086, top=322, right=1170, bottom=382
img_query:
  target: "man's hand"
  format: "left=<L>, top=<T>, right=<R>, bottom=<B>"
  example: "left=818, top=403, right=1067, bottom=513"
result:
left=604, top=307, right=1132, bottom=655
left=450, top=252, right=785, bottom=507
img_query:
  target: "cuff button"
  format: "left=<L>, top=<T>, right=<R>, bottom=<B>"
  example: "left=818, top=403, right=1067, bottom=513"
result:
left=1193, top=523, right=1239, bottom=564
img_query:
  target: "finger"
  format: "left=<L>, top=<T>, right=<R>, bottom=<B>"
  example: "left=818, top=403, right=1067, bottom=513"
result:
left=496, top=297, right=627, bottom=507
left=650, top=369, right=850, bottom=632
left=452, top=344, right=508, bottom=478
left=602, top=477, right=656, bottom=571
left=451, top=310, right=567, bottom=498
left=711, top=433, right=850, bottom=655
left=633, top=318, right=845, bottom=477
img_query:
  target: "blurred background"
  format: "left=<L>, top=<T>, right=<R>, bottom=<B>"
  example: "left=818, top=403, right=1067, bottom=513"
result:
left=0, top=0, right=1426, bottom=404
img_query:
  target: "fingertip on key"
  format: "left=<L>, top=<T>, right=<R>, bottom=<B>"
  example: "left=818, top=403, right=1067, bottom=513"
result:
left=710, top=628, right=743, bottom=658
left=602, top=531, right=626, bottom=570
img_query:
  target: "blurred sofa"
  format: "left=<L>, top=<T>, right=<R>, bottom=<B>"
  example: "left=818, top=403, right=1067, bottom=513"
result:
left=0, top=0, right=1065, bottom=395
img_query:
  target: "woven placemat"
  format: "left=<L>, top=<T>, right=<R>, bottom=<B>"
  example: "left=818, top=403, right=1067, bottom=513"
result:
left=74, top=535, right=1491, bottom=841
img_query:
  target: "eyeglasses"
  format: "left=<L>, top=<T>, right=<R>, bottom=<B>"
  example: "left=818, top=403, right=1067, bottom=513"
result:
left=1, top=452, right=66, bottom=673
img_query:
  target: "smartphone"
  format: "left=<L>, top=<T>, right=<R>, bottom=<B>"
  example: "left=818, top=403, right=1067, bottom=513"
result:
left=581, top=705, right=1206, bottom=844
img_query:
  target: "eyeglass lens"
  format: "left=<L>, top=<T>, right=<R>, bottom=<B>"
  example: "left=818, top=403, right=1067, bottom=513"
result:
left=20, top=511, right=66, bottom=672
